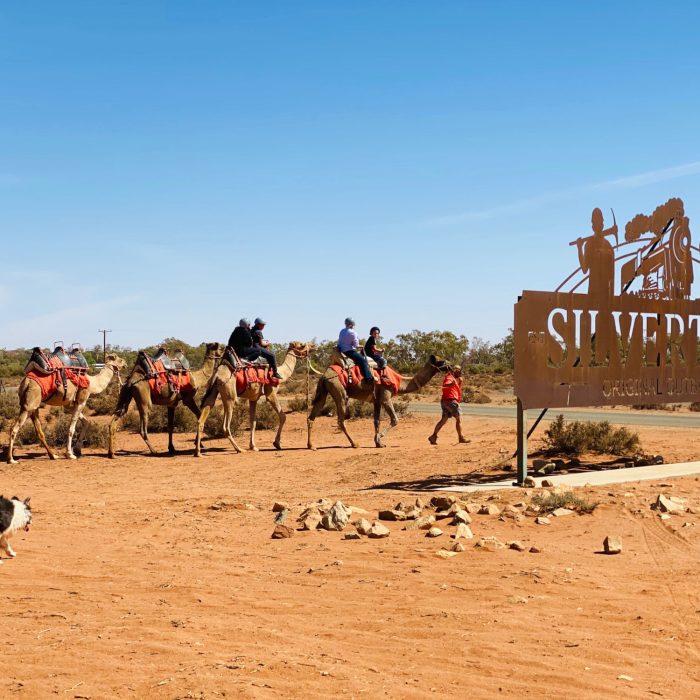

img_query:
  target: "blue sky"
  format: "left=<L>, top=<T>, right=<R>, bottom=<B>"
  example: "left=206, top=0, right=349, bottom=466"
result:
left=3, top=1, right=700, bottom=350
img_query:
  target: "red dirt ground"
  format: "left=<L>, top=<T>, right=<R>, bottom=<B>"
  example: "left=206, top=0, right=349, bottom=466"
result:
left=3, top=412, right=700, bottom=698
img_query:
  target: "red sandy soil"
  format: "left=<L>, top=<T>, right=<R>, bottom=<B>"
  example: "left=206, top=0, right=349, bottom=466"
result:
left=3, top=412, right=700, bottom=698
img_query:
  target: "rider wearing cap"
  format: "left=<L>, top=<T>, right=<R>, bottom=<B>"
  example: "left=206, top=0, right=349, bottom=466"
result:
left=338, top=317, right=373, bottom=384
left=228, top=318, right=282, bottom=379
left=252, top=317, right=281, bottom=379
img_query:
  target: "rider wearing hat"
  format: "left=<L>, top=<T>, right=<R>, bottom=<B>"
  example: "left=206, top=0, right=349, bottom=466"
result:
left=252, top=317, right=281, bottom=379
left=338, top=317, right=373, bottom=384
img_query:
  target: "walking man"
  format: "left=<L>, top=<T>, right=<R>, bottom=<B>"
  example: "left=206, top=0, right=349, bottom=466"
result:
left=428, top=365, right=469, bottom=445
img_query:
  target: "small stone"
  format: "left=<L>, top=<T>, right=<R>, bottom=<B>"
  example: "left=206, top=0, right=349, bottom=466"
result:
left=452, top=523, right=473, bottom=540
left=529, top=545, right=542, bottom=553
left=451, top=542, right=466, bottom=552
left=535, top=516, right=551, bottom=525
left=508, top=541, right=526, bottom=552
left=403, top=508, right=421, bottom=520
left=354, top=518, right=373, bottom=535
left=435, top=549, right=458, bottom=559
left=659, top=513, right=671, bottom=521
left=453, top=510, right=472, bottom=525
left=604, top=536, right=622, bottom=554
left=509, top=595, right=528, bottom=604
left=656, top=495, right=683, bottom=513
left=343, top=532, right=362, bottom=540
left=271, top=524, right=294, bottom=539
left=474, top=536, right=505, bottom=551
left=414, top=497, right=426, bottom=510
left=298, top=507, right=323, bottom=531
left=541, top=479, right=555, bottom=488
left=512, top=502, right=527, bottom=509
left=499, top=510, right=524, bottom=523
left=430, top=495, right=456, bottom=510
left=320, top=501, right=350, bottom=531
left=378, top=509, right=406, bottom=521
left=617, top=674, right=633, bottom=682
left=532, top=458, right=549, bottom=468
left=464, top=503, right=481, bottom=514
left=416, top=515, right=437, bottom=530
left=551, top=508, right=574, bottom=517
left=348, top=505, right=370, bottom=515
left=272, top=502, right=289, bottom=512
left=426, top=527, right=443, bottom=538
left=479, top=504, right=501, bottom=516
left=367, top=521, right=390, bottom=538
left=522, top=477, right=536, bottom=488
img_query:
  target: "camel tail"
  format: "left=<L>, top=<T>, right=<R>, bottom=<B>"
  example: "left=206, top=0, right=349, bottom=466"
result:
left=113, top=383, right=134, bottom=418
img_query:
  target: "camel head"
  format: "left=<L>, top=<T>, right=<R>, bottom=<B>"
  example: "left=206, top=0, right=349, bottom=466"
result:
left=288, top=341, right=315, bottom=358
left=104, top=353, right=128, bottom=372
left=204, top=342, right=225, bottom=359
left=429, top=355, right=451, bottom=372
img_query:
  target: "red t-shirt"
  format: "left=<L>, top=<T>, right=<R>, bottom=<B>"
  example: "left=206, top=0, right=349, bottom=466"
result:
left=441, top=373, right=462, bottom=402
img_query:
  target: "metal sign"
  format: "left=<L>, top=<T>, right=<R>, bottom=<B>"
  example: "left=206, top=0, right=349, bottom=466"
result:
left=515, top=198, right=699, bottom=410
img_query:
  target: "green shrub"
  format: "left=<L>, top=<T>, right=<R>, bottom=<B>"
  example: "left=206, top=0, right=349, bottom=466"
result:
left=544, top=414, right=640, bottom=456
left=531, top=490, right=598, bottom=514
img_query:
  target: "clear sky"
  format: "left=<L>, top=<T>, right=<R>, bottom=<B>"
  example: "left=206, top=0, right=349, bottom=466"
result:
left=3, top=1, right=700, bottom=350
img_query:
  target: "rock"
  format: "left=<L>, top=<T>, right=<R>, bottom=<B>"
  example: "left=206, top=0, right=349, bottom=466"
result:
left=414, top=497, right=426, bottom=510
left=426, top=527, right=443, bottom=538
left=509, top=595, right=528, bottom=604
left=348, top=505, right=371, bottom=515
left=532, top=458, right=549, bottom=468
left=320, top=501, right=350, bottom=531
left=551, top=507, right=575, bottom=517
left=298, top=507, right=322, bottom=530
left=603, top=536, right=622, bottom=554
left=452, top=542, right=466, bottom=552
left=525, top=505, right=541, bottom=516
left=403, top=507, right=422, bottom=520
left=453, top=510, right=472, bottom=525
left=378, top=509, right=406, bottom=521
left=512, top=501, right=527, bottom=509
left=367, top=521, right=390, bottom=538
left=659, top=513, right=671, bottom=521
left=464, top=503, right=481, bottom=514
left=430, top=495, right=456, bottom=510
left=617, top=675, right=633, bottom=682
left=652, top=455, right=664, bottom=465
left=656, top=494, right=684, bottom=513
left=529, top=545, right=542, bottom=553
left=567, top=457, right=581, bottom=467
left=522, top=476, right=536, bottom=488
left=478, top=504, right=501, bottom=516
left=435, top=549, right=458, bottom=559
left=535, top=516, right=551, bottom=525
left=453, top=523, right=474, bottom=540
left=354, top=518, right=373, bottom=536
left=272, top=501, right=289, bottom=512
left=541, top=479, right=555, bottom=488
left=508, top=541, right=526, bottom=552
left=415, top=515, right=437, bottom=530
left=343, top=532, right=362, bottom=540
left=474, top=536, right=506, bottom=551
left=552, top=459, right=567, bottom=469
left=271, top=524, right=294, bottom=539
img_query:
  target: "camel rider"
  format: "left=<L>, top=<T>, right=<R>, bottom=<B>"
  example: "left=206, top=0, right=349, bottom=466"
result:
left=229, top=319, right=282, bottom=380
left=338, top=317, right=373, bottom=384
left=364, top=326, right=387, bottom=370
left=252, top=317, right=282, bottom=379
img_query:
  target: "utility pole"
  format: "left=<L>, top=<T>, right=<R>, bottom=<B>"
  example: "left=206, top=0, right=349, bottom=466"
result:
left=98, top=329, right=112, bottom=363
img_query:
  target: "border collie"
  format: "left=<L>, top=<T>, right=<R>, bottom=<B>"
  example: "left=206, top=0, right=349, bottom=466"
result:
left=0, top=495, right=32, bottom=561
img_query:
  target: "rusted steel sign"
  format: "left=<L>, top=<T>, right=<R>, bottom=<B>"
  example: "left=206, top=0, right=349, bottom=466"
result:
left=515, top=198, right=700, bottom=409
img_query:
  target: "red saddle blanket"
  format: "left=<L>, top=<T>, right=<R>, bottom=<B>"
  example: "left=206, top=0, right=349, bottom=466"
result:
left=330, top=364, right=402, bottom=395
left=235, top=367, right=279, bottom=394
left=147, top=360, right=194, bottom=398
left=26, top=357, right=90, bottom=401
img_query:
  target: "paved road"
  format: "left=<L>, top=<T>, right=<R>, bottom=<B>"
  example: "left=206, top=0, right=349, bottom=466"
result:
left=409, top=402, right=700, bottom=428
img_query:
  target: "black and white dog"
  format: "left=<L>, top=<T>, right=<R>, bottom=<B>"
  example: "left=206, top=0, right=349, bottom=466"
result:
left=0, top=495, right=32, bottom=561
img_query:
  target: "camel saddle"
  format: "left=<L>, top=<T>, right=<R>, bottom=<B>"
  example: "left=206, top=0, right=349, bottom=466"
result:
left=24, top=346, right=90, bottom=400
left=330, top=363, right=402, bottom=394
left=138, top=348, right=193, bottom=397
left=332, top=347, right=380, bottom=372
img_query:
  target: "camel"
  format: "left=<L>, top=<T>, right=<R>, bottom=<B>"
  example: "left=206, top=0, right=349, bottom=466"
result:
left=7, top=352, right=127, bottom=464
left=306, top=354, right=450, bottom=449
left=108, top=342, right=224, bottom=457
left=195, top=341, right=313, bottom=456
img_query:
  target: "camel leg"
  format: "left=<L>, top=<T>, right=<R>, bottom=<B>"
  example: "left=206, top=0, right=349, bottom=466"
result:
left=167, top=406, right=177, bottom=455
left=108, top=383, right=134, bottom=458
left=66, top=402, right=87, bottom=460
left=269, top=394, right=286, bottom=450
left=376, top=398, right=399, bottom=448
left=31, top=412, right=56, bottom=460
left=222, top=396, right=243, bottom=454
left=74, top=412, right=90, bottom=458
left=195, top=405, right=210, bottom=457
left=7, top=410, right=31, bottom=465
left=249, top=401, right=258, bottom=451
left=307, top=381, right=329, bottom=450
left=137, top=403, right=157, bottom=455
left=328, top=384, right=357, bottom=448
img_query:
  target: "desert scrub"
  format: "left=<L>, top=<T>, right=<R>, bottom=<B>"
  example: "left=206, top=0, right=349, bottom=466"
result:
left=544, top=414, right=640, bottom=456
left=87, top=381, right=121, bottom=415
left=531, top=490, right=598, bottom=514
